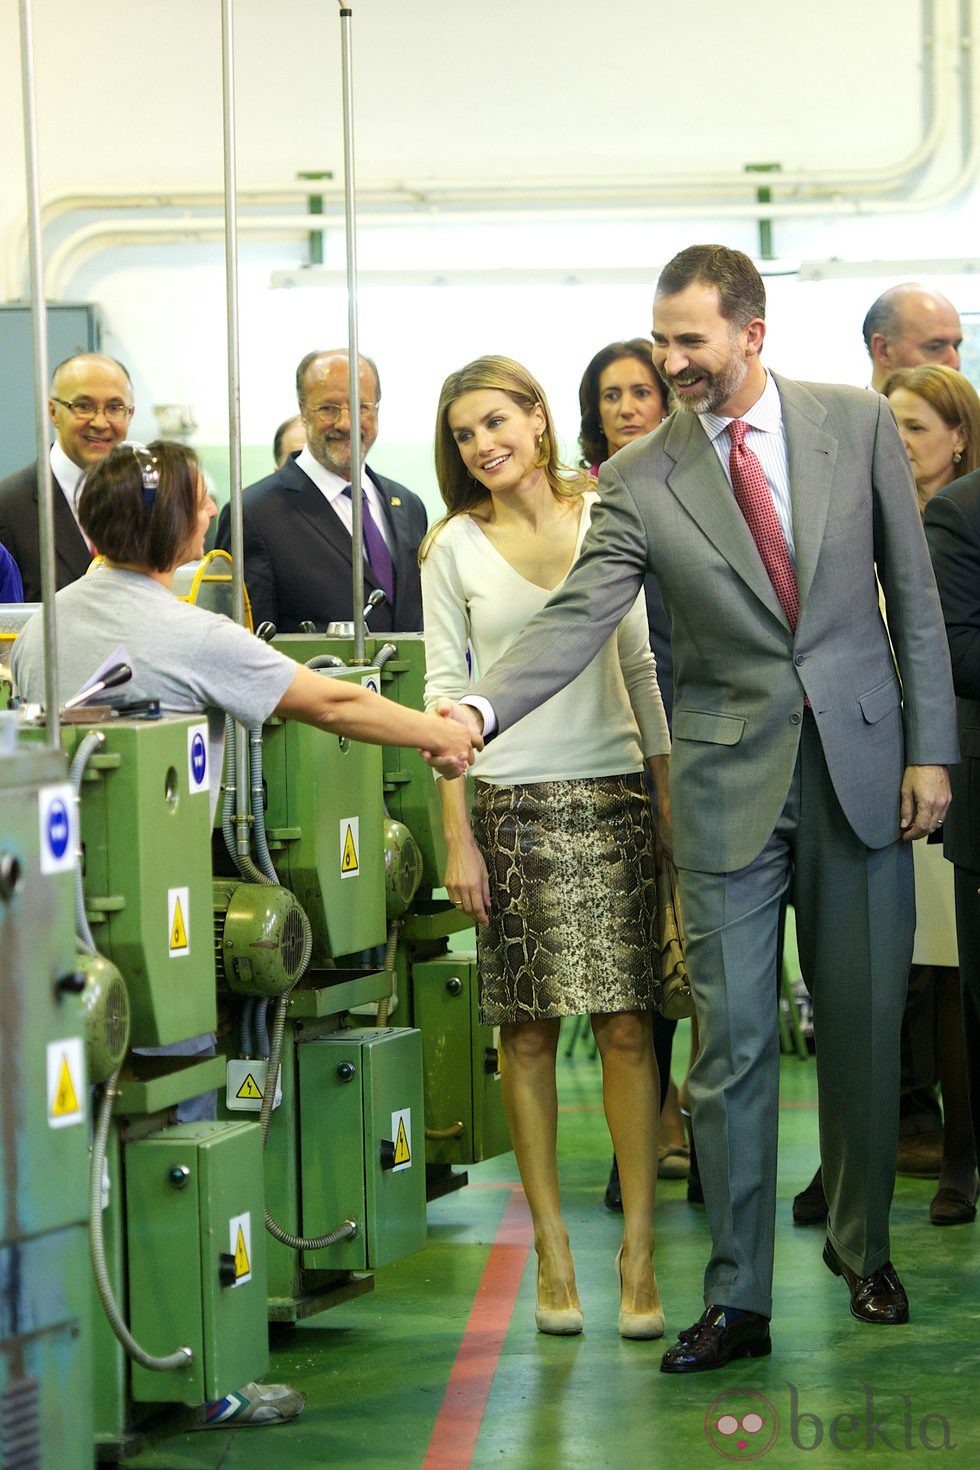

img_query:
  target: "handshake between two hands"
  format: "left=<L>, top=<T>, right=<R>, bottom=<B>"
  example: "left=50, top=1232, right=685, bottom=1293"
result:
left=421, top=699, right=485, bottom=779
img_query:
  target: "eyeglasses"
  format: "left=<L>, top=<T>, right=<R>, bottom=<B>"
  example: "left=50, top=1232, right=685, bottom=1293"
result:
left=51, top=396, right=134, bottom=425
left=307, top=400, right=379, bottom=424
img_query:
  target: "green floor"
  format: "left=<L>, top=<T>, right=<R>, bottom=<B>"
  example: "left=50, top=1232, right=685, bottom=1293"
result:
left=126, top=1024, right=980, bottom=1470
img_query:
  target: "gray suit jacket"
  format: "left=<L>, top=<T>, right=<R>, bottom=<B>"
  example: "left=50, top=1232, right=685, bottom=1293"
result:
left=473, top=373, right=959, bottom=873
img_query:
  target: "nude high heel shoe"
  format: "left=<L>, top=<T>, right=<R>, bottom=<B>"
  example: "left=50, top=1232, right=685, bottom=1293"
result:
left=616, top=1246, right=665, bottom=1340
left=534, top=1262, right=584, bottom=1336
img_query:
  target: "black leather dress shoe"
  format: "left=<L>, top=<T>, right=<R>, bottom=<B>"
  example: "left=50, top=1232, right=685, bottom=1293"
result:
left=792, top=1165, right=828, bottom=1225
left=604, top=1155, right=623, bottom=1213
left=822, top=1240, right=909, bottom=1323
left=659, top=1306, right=771, bottom=1373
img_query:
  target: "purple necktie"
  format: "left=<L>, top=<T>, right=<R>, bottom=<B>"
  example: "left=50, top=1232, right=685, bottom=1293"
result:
left=343, top=484, right=395, bottom=605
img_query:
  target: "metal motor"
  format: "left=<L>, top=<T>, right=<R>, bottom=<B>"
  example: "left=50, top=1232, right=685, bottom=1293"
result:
left=75, top=950, right=131, bottom=1083
left=383, top=817, right=423, bottom=918
left=213, top=880, right=307, bottom=996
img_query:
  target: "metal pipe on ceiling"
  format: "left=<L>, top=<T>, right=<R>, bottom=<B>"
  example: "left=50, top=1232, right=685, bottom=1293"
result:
left=17, top=0, right=59, bottom=744
left=4, top=0, right=964, bottom=301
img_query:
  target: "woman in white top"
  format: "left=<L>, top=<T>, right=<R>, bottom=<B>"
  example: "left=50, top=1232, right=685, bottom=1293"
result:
left=422, top=357, right=671, bottom=1338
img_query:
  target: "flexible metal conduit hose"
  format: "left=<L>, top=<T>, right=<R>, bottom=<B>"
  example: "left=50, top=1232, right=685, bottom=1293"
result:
left=224, top=716, right=355, bottom=1250
left=375, top=919, right=400, bottom=1027
left=90, top=1086, right=194, bottom=1370
left=69, top=729, right=104, bottom=955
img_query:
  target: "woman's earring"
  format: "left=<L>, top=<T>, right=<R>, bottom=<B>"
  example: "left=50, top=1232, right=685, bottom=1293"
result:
left=954, top=450, right=963, bottom=463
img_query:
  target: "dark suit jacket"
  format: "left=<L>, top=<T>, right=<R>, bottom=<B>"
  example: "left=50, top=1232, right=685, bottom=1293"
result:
left=214, top=458, right=427, bottom=633
left=0, top=461, right=92, bottom=601
left=924, top=472, right=980, bottom=873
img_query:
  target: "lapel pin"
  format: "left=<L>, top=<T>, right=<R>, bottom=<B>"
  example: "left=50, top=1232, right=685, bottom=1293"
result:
left=390, top=496, right=401, bottom=506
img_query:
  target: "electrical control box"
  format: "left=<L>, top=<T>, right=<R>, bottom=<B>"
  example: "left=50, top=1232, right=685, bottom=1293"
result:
left=273, top=634, right=449, bottom=888
left=297, top=1027, right=426, bottom=1271
left=410, top=956, right=511, bottom=1167
left=262, top=661, right=387, bottom=961
left=125, top=1121, right=268, bottom=1405
left=62, top=718, right=216, bottom=1047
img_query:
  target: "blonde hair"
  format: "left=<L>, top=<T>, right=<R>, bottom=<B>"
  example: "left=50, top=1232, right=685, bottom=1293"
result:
left=422, top=355, right=589, bottom=560
left=884, top=363, right=980, bottom=477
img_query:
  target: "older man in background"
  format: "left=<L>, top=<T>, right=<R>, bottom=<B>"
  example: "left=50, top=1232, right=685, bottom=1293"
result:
left=216, top=350, right=426, bottom=633
left=863, top=283, right=963, bottom=392
left=0, top=352, right=134, bottom=600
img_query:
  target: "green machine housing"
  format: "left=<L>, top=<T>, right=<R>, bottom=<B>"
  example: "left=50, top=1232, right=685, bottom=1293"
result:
left=53, top=715, right=270, bottom=1459
left=0, top=744, right=92, bottom=1470
left=214, top=660, right=431, bottom=1320
left=270, top=634, right=510, bottom=1173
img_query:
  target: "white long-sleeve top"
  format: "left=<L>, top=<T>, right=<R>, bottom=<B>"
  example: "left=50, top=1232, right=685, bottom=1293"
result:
left=422, top=490, right=670, bottom=786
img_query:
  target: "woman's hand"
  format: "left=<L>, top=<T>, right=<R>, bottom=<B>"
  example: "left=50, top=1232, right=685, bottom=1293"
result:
left=445, top=832, right=492, bottom=926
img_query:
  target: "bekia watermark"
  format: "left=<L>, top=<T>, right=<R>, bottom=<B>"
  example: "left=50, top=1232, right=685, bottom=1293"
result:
left=705, top=1384, right=955, bottom=1458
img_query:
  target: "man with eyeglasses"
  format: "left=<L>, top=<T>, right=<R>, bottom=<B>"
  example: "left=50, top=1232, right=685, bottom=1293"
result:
left=0, top=352, right=134, bottom=601
left=216, top=349, right=427, bottom=632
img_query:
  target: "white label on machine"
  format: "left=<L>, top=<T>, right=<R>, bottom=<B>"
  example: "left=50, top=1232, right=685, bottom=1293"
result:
left=226, top=1058, right=282, bottom=1113
left=229, top=1211, right=252, bottom=1286
left=390, top=1107, right=412, bottom=1171
left=38, top=783, right=76, bottom=875
left=187, top=723, right=209, bottom=793
left=47, top=1037, right=85, bottom=1129
left=168, top=886, right=190, bottom=956
left=340, top=817, right=360, bottom=879
left=361, top=673, right=380, bottom=695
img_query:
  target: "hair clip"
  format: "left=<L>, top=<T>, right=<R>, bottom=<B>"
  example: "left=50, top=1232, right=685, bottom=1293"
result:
left=121, top=440, right=160, bottom=507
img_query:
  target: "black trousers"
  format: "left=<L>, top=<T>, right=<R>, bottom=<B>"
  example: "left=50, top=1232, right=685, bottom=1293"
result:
left=954, top=865, right=980, bottom=1154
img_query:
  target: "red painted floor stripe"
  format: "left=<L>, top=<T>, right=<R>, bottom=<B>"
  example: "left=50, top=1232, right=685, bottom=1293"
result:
left=422, top=1184, right=532, bottom=1470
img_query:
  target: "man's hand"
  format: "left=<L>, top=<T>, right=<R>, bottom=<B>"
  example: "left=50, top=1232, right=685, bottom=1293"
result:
left=899, top=764, right=952, bottom=841
left=422, top=712, right=480, bottom=780
left=435, top=698, right=485, bottom=744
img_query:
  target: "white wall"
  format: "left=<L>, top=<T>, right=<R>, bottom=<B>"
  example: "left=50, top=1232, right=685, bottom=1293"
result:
left=2, top=0, right=980, bottom=509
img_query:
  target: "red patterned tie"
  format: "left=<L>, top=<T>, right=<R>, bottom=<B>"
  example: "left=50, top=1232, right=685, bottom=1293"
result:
left=726, top=419, right=799, bottom=629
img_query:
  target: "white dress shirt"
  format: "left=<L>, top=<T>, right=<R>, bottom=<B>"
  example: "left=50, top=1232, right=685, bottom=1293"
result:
left=50, top=441, right=85, bottom=529
left=295, top=446, right=393, bottom=554
left=698, top=370, right=795, bottom=563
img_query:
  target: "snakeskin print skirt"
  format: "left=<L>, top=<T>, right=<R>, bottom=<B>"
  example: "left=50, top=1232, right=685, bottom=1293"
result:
left=471, top=772, right=660, bottom=1025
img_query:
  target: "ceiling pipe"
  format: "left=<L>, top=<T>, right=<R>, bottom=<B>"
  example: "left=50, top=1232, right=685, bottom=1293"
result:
left=4, top=0, right=962, bottom=299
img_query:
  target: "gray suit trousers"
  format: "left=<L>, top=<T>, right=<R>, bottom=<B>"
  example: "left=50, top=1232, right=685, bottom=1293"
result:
left=680, top=713, right=914, bottom=1318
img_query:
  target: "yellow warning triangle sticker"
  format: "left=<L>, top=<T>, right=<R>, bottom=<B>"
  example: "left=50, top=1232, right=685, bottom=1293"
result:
left=235, top=1073, right=263, bottom=1101
left=234, top=1224, right=250, bottom=1279
left=170, top=896, right=188, bottom=951
left=52, top=1054, right=80, bottom=1117
left=342, top=825, right=358, bottom=872
left=393, top=1114, right=411, bottom=1166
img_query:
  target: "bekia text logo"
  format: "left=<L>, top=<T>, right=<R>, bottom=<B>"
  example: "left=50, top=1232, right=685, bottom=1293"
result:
left=705, top=1384, right=955, bottom=1456
left=705, top=1390, right=779, bottom=1460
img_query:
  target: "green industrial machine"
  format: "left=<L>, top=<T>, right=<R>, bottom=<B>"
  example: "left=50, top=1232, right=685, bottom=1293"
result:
left=0, top=743, right=91, bottom=1470
left=270, top=634, right=511, bottom=1184
left=214, top=661, right=429, bottom=1323
left=46, top=714, right=271, bottom=1463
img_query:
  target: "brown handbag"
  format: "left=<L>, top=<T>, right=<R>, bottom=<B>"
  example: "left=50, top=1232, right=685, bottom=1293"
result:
left=656, top=852, right=695, bottom=1020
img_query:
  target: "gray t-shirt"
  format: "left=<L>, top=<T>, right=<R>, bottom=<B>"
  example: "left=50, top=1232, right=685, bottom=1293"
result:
left=11, top=565, right=296, bottom=816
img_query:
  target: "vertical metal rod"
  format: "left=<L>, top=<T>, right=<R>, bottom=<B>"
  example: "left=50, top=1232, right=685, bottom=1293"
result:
left=339, top=4, right=365, bottom=664
left=18, top=0, right=59, bottom=746
left=220, top=0, right=250, bottom=848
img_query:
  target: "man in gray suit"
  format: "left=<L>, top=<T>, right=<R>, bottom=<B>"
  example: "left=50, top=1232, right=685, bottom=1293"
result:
left=443, top=246, right=958, bottom=1372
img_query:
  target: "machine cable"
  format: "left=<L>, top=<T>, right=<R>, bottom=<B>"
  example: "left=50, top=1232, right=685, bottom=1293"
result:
left=69, top=729, right=103, bottom=956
